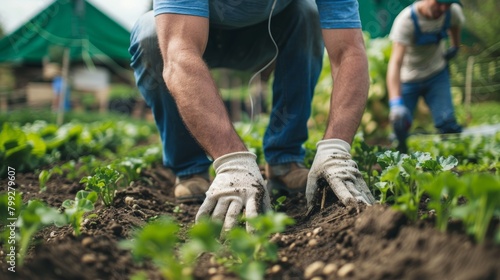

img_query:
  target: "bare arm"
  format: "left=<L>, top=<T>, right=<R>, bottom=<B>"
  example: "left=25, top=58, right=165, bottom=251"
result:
left=386, top=42, right=406, bottom=101
left=448, top=25, right=461, bottom=48
left=322, top=28, right=368, bottom=144
left=155, top=14, right=246, bottom=159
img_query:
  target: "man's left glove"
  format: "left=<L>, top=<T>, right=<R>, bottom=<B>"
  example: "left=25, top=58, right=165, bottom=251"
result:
left=196, top=151, right=271, bottom=232
left=443, top=46, right=459, bottom=61
left=306, top=139, right=375, bottom=211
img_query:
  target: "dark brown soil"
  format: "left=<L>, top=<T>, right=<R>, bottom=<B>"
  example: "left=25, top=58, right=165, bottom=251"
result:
left=1, top=165, right=499, bottom=280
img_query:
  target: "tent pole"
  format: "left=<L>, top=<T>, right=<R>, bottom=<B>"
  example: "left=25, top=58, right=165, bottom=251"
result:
left=57, top=48, right=70, bottom=126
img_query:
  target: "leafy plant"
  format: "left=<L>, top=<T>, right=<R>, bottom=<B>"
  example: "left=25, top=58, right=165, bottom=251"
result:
left=220, top=212, right=295, bottom=280
left=15, top=200, right=67, bottom=266
left=421, top=172, right=463, bottom=232
left=38, top=168, right=63, bottom=193
left=352, top=136, right=386, bottom=188
left=451, top=173, right=500, bottom=243
left=273, top=196, right=287, bottom=212
left=110, top=157, right=148, bottom=187
left=377, top=151, right=459, bottom=220
left=61, top=190, right=98, bottom=236
left=80, top=166, right=123, bottom=207
left=121, top=217, right=222, bottom=280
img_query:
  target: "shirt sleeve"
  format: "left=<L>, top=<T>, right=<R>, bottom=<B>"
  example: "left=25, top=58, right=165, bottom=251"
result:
left=154, top=0, right=209, bottom=18
left=450, top=3, right=465, bottom=27
left=316, top=0, right=361, bottom=29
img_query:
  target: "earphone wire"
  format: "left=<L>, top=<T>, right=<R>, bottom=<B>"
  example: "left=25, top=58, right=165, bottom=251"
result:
left=241, top=0, right=279, bottom=136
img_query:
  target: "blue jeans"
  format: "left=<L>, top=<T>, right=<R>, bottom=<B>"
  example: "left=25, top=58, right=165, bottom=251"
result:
left=393, top=67, right=462, bottom=149
left=129, top=0, right=323, bottom=177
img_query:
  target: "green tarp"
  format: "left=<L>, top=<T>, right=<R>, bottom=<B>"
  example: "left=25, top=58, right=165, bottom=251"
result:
left=0, top=0, right=131, bottom=64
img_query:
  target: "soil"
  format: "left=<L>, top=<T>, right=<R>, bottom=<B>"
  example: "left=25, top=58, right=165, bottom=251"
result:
left=1, top=165, right=499, bottom=280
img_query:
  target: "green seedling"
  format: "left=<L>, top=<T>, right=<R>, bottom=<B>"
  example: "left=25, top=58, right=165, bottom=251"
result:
left=421, top=172, right=463, bottom=232
left=62, top=190, right=98, bottom=236
left=121, top=216, right=222, bottom=280
left=80, top=166, right=123, bottom=206
left=110, top=157, right=147, bottom=187
left=451, top=173, right=500, bottom=243
left=221, top=212, right=295, bottom=280
left=377, top=151, right=459, bottom=221
left=353, top=139, right=385, bottom=188
left=273, top=196, right=287, bottom=212
left=38, top=167, right=63, bottom=192
left=14, top=200, right=67, bottom=266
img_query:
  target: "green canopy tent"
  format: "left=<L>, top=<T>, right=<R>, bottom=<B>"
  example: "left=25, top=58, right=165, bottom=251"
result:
left=0, top=0, right=134, bottom=123
left=0, top=0, right=131, bottom=65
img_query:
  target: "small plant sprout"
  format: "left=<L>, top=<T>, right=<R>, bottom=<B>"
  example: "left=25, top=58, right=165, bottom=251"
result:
left=38, top=167, right=62, bottom=193
left=80, top=166, right=123, bottom=207
left=121, top=216, right=222, bottom=280
left=222, top=212, right=295, bottom=280
left=422, top=172, right=463, bottom=232
left=273, top=196, right=287, bottom=211
left=15, top=200, right=67, bottom=266
left=62, top=190, right=98, bottom=236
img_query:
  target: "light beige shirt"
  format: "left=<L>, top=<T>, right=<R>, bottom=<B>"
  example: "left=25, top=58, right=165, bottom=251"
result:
left=389, top=3, right=465, bottom=82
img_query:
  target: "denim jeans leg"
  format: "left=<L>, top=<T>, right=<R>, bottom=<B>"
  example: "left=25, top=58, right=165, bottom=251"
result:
left=129, top=11, right=212, bottom=177
left=200, top=0, right=323, bottom=165
left=262, top=0, right=324, bottom=165
left=396, top=79, right=422, bottom=149
left=422, top=68, right=462, bottom=134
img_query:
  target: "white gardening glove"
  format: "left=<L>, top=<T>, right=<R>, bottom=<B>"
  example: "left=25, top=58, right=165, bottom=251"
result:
left=306, top=139, right=375, bottom=211
left=196, top=151, right=271, bottom=232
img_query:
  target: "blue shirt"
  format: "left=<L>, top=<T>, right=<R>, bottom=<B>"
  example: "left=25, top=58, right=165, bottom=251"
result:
left=153, top=0, right=361, bottom=29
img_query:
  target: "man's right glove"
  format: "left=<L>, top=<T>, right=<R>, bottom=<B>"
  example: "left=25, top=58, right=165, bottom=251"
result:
left=306, top=139, right=375, bottom=212
left=389, top=97, right=412, bottom=130
left=195, top=151, right=271, bottom=232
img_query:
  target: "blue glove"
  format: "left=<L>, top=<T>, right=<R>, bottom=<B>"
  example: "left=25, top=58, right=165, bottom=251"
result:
left=389, top=97, right=412, bottom=130
left=443, top=46, right=459, bottom=61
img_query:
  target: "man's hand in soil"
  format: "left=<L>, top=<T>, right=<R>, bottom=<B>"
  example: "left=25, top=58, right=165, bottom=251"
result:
left=306, top=139, right=375, bottom=211
left=196, top=152, right=271, bottom=232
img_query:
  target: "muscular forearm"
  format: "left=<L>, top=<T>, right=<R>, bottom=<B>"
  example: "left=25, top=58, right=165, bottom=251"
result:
left=322, top=29, right=368, bottom=144
left=156, top=14, right=246, bottom=159
left=324, top=51, right=368, bottom=143
left=163, top=54, right=246, bottom=159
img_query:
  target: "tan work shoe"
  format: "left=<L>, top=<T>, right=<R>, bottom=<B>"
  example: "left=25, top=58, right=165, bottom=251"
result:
left=265, top=162, right=309, bottom=195
left=174, top=173, right=210, bottom=203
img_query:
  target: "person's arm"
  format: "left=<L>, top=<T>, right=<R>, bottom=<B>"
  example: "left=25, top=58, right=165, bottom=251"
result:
left=155, top=14, right=246, bottom=159
left=306, top=27, right=375, bottom=211
left=448, top=25, right=461, bottom=48
left=321, top=28, right=368, bottom=144
left=155, top=14, right=270, bottom=231
left=386, top=42, right=406, bottom=102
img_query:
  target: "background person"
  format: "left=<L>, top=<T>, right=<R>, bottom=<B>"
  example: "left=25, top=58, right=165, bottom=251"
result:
left=387, top=0, right=465, bottom=153
left=129, top=0, right=375, bottom=231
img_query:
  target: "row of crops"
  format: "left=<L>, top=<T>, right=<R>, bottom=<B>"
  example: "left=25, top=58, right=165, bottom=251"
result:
left=1, top=116, right=499, bottom=279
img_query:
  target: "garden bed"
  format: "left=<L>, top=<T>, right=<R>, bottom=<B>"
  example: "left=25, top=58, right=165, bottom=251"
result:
left=1, top=164, right=499, bottom=280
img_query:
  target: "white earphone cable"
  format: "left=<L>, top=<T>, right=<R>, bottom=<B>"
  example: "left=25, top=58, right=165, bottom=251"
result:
left=241, top=0, right=279, bottom=135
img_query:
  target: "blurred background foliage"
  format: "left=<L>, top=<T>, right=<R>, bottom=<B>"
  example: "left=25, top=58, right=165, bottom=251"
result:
left=0, top=0, right=498, bottom=146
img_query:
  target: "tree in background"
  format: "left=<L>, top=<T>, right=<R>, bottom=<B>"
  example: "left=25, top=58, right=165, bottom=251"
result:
left=462, top=0, right=500, bottom=54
